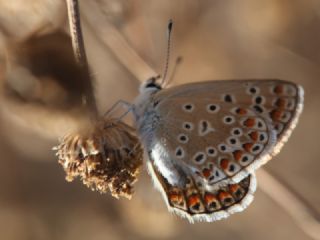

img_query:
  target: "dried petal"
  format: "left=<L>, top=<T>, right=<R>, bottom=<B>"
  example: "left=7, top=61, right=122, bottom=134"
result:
left=54, top=118, right=143, bottom=199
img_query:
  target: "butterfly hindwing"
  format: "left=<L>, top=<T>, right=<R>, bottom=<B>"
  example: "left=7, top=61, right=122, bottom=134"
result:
left=147, top=158, right=257, bottom=222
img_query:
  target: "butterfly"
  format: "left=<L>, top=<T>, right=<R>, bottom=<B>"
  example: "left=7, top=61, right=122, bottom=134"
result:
left=56, top=14, right=304, bottom=221
left=130, top=77, right=303, bottom=222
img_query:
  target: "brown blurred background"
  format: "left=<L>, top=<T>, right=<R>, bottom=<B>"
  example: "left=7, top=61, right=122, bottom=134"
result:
left=0, top=0, right=319, bottom=239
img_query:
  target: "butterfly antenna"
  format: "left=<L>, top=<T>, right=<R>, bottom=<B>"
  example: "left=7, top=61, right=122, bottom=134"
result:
left=160, top=19, right=173, bottom=86
left=165, top=56, right=183, bottom=87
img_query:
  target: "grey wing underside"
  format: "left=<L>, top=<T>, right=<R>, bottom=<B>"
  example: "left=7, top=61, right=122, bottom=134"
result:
left=148, top=79, right=303, bottom=187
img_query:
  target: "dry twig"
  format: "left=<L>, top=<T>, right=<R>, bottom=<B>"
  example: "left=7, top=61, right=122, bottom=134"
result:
left=65, top=0, right=98, bottom=116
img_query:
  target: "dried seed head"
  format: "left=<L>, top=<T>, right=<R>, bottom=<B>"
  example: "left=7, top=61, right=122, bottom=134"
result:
left=54, top=118, right=143, bottom=199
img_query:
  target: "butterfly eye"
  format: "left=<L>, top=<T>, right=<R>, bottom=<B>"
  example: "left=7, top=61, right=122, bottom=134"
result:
left=146, top=82, right=161, bottom=89
left=144, top=76, right=162, bottom=90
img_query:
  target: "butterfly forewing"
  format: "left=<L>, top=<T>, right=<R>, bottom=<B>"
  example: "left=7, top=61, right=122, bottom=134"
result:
left=147, top=79, right=303, bottom=187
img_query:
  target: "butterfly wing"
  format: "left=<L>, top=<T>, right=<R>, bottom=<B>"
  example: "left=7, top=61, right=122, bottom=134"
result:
left=137, top=79, right=303, bottom=222
left=147, top=157, right=257, bottom=222
left=143, top=79, right=303, bottom=187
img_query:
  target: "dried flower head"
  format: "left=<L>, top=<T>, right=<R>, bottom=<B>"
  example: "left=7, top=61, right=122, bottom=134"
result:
left=54, top=118, right=143, bottom=199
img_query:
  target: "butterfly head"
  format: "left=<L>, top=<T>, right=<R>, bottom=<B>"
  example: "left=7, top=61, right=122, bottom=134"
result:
left=139, top=76, right=162, bottom=94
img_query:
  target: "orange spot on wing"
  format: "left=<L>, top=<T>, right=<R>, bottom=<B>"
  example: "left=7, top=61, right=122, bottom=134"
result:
left=202, top=168, right=211, bottom=178
left=243, top=143, right=253, bottom=152
left=244, top=118, right=256, bottom=128
left=275, top=98, right=286, bottom=109
left=168, top=191, right=184, bottom=205
left=236, top=108, right=247, bottom=115
left=204, top=193, right=217, bottom=204
left=233, top=150, right=243, bottom=161
left=249, top=131, right=259, bottom=142
left=274, top=85, right=284, bottom=95
left=270, top=110, right=282, bottom=121
left=187, top=194, right=201, bottom=207
left=218, top=191, right=232, bottom=201
left=220, top=158, right=229, bottom=170
left=229, top=184, right=240, bottom=193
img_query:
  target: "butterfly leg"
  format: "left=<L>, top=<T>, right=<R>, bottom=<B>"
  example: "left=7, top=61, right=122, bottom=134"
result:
left=126, top=142, right=142, bottom=158
left=103, top=100, right=133, bottom=118
left=117, top=106, right=134, bottom=122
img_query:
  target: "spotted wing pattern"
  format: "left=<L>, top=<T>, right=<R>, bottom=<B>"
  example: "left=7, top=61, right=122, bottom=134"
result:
left=147, top=159, right=256, bottom=222
left=146, top=79, right=303, bottom=187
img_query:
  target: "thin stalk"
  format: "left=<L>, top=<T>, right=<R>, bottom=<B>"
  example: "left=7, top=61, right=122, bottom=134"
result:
left=65, top=0, right=98, bottom=117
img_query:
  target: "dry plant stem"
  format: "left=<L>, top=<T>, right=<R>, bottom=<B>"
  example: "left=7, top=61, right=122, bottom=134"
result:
left=66, top=0, right=87, bottom=66
left=81, top=1, right=158, bottom=83
left=258, top=169, right=320, bottom=240
left=66, top=0, right=98, bottom=117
